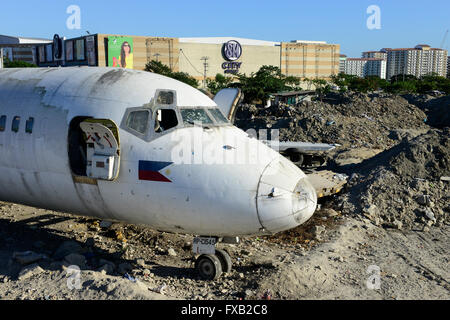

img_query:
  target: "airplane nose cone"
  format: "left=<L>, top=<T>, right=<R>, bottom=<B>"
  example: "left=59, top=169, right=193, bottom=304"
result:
left=256, top=157, right=317, bottom=234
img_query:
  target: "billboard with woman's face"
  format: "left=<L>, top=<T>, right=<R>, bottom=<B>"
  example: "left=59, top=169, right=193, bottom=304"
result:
left=108, top=36, right=134, bottom=69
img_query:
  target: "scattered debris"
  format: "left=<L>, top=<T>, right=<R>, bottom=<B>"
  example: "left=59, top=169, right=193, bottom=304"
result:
left=0, top=91, right=448, bottom=300
left=261, top=289, right=272, bottom=300
left=64, top=253, right=87, bottom=268
left=123, top=273, right=136, bottom=282
left=167, top=248, right=177, bottom=257
left=151, top=284, right=167, bottom=295
left=337, top=129, right=449, bottom=230
left=100, top=220, right=113, bottom=229
left=13, top=251, right=48, bottom=265
left=53, top=241, right=83, bottom=260
left=235, top=92, right=429, bottom=149
left=18, top=263, right=44, bottom=281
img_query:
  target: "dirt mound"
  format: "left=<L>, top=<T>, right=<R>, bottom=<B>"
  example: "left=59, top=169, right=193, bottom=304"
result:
left=404, top=94, right=450, bottom=129
left=235, top=92, right=429, bottom=149
left=336, top=129, right=450, bottom=230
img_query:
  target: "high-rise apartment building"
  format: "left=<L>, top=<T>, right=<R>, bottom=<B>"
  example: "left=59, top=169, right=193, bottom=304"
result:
left=344, top=58, right=386, bottom=79
left=339, top=54, right=347, bottom=73
left=447, top=56, right=450, bottom=78
left=384, top=44, right=447, bottom=79
left=362, top=51, right=387, bottom=60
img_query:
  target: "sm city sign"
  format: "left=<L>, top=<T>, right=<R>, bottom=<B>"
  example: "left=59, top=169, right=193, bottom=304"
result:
left=222, top=40, right=242, bottom=74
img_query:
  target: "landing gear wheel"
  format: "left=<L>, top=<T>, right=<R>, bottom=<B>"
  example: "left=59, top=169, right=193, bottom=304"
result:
left=215, top=249, right=232, bottom=274
left=195, top=254, right=223, bottom=280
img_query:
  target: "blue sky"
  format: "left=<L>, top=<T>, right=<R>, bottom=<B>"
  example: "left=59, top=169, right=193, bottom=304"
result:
left=1, top=0, right=449, bottom=57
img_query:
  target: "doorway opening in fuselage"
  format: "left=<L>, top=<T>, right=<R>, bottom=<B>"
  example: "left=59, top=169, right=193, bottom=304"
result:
left=68, top=116, right=91, bottom=177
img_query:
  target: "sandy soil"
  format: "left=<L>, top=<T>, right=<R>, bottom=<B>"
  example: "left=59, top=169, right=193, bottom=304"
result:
left=0, top=200, right=448, bottom=300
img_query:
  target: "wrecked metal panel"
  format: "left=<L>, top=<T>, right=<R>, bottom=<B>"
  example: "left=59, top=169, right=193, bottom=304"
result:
left=213, top=88, right=242, bottom=122
left=306, top=170, right=348, bottom=198
left=263, top=140, right=338, bottom=154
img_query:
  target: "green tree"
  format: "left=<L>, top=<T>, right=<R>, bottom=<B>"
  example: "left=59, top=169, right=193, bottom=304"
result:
left=417, top=73, right=450, bottom=94
left=144, top=60, right=172, bottom=75
left=386, top=81, right=417, bottom=94
left=3, top=58, right=37, bottom=68
left=331, top=71, right=450, bottom=95
left=233, top=65, right=301, bottom=103
left=206, top=73, right=235, bottom=94
left=144, top=60, right=199, bottom=88
left=170, top=71, right=199, bottom=88
left=311, top=78, right=331, bottom=100
left=389, top=74, right=418, bottom=83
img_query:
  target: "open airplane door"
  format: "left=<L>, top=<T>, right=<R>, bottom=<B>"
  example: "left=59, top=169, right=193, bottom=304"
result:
left=213, top=88, right=243, bottom=122
left=80, top=119, right=120, bottom=181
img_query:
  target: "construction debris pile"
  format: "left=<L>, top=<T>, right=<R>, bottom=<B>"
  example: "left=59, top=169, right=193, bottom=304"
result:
left=403, top=94, right=450, bottom=129
left=337, top=129, right=449, bottom=230
left=235, top=91, right=449, bottom=232
left=235, top=92, right=429, bottom=149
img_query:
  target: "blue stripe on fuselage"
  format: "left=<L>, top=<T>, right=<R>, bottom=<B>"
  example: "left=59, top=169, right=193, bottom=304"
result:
left=138, top=161, right=173, bottom=172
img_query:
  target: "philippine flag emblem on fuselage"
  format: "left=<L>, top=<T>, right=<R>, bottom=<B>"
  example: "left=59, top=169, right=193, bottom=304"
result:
left=138, top=161, right=173, bottom=183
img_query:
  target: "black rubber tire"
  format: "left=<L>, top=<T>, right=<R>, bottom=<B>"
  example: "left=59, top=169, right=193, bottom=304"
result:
left=195, top=254, right=223, bottom=280
left=215, top=249, right=232, bottom=274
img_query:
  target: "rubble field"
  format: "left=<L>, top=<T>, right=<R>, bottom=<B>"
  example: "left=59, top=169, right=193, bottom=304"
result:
left=336, top=129, right=449, bottom=231
left=0, top=92, right=448, bottom=300
left=235, top=92, right=431, bottom=149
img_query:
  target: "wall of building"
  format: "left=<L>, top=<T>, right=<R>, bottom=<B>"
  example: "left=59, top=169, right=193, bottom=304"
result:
left=96, top=34, right=180, bottom=71
left=280, top=42, right=340, bottom=80
left=97, top=36, right=340, bottom=81
left=344, top=58, right=386, bottom=79
left=386, top=47, right=448, bottom=79
left=178, top=42, right=280, bottom=81
left=447, top=56, right=450, bottom=78
left=339, top=55, right=347, bottom=73
left=362, top=51, right=387, bottom=60
left=21, top=33, right=341, bottom=82
left=0, top=45, right=39, bottom=64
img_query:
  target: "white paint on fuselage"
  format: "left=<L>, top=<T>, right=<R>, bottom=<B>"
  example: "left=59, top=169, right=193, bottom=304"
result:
left=0, top=67, right=317, bottom=236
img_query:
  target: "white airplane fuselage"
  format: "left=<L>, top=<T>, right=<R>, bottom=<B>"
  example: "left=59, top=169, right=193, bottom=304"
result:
left=0, top=67, right=317, bottom=237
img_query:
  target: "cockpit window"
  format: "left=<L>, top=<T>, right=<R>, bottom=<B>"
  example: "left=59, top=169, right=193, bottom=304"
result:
left=155, top=109, right=178, bottom=133
left=126, top=110, right=149, bottom=134
left=180, top=109, right=214, bottom=125
left=208, top=108, right=229, bottom=124
left=157, top=91, right=174, bottom=105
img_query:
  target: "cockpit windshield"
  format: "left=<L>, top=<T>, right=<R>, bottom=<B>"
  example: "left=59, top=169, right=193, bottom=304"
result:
left=180, top=108, right=230, bottom=126
left=208, top=108, right=229, bottom=124
left=180, top=108, right=213, bottom=125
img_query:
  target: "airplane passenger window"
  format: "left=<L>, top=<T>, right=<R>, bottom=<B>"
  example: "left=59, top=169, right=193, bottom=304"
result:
left=25, top=117, right=34, bottom=134
left=0, top=116, right=6, bottom=132
left=180, top=109, right=213, bottom=125
left=12, top=116, right=20, bottom=133
left=154, top=109, right=178, bottom=133
left=126, top=110, right=149, bottom=134
left=208, top=108, right=229, bottom=124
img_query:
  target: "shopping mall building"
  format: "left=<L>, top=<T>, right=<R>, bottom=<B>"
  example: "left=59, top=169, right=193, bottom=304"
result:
left=0, top=33, right=340, bottom=82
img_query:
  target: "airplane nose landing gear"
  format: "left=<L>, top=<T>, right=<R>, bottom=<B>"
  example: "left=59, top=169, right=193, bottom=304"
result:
left=215, top=249, right=232, bottom=274
left=193, top=237, right=233, bottom=280
left=195, top=254, right=223, bottom=280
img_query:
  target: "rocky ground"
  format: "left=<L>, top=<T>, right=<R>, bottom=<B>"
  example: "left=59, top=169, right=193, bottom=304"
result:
left=0, top=201, right=448, bottom=300
left=235, top=91, right=431, bottom=149
left=0, top=92, right=448, bottom=300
